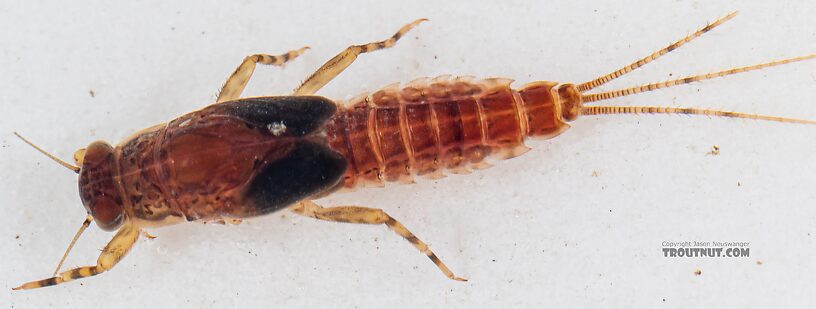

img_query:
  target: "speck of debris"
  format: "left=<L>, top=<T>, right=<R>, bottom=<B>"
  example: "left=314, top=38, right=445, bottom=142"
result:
left=756, top=260, right=763, bottom=265
left=89, top=90, right=95, bottom=98
left=693, top=269, right=702, bottom=276
left=662, top=298, right=666, bottom=302
left=609, top=209, right=612, bottom=213
left=491, top=259, right=496, bottom=262
left=737, top=182, right=741, bottom=187
left=591, top=170, right=600, bottom=177
left=15, top=235, right=20, bottom=239
left=434, top=55, right=438, bottom=59
left=706, top=145, right=720, bottom=156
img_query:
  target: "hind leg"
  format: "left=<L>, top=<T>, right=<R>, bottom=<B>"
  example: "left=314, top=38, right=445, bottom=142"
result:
left=217, top=47, right=310, bottom=103
left=293, top=19, right=426, bottom=95
left=290, top=200, right=466, bottom=281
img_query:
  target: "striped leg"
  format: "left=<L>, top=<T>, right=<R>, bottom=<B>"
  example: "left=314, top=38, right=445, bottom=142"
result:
left=217, top=47, right=310, bottom=103
left=290, top=200, right=466, bottom=281
left=293, top=19, right=426, bottom=95
left=13, top=222, right=141, bottom=290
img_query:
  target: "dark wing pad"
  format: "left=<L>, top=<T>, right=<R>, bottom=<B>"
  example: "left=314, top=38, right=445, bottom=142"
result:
left=244, top=140, right=347, bottom=215
left=216, top=96, right=338, bottom=136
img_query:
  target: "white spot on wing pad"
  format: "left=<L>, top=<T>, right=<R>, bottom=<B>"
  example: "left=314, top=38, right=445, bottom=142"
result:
left=267, top=122, right=287, bottom=136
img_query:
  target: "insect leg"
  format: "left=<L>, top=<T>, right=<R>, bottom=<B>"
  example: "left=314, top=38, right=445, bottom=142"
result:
left=293, top=19, right=426, bottom=95
left=13, top=221, right=141, bottom=290
left=290, top=200, right=466, bottom=281
left=217, top=47, right=310, bottom=103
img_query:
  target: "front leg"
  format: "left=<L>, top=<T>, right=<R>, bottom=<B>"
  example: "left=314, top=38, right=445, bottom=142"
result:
left=217, top=47, right=310, bottom=103
left=290, top=200, right=466, bottom=281
left=14, top=221, right=141, bottom=290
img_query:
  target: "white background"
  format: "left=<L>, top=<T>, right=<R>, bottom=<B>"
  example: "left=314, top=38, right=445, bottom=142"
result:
left=2, top=1, right=815, bottom=308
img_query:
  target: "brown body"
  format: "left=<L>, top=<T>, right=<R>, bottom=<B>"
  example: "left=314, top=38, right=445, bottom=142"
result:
left=108, top=78, right=582, bottom=226
left=113, top=116, right=268, bottom=227
left=14, top=14, right=816, bottom=290
left=327, top=77, right=581, bottom=188
left=108, top=97, right=344, bottom=227
left=114, top=112, right=278, bottom=226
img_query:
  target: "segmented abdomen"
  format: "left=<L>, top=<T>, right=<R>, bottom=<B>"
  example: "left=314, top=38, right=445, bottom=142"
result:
left=324, top=76, right=569, bottom=189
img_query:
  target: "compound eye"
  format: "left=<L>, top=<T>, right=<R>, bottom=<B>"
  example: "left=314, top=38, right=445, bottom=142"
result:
left=91, top=196, right=124, bottom=231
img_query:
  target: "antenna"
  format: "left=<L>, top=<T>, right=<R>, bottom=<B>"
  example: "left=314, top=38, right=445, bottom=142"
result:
left=53, top=215, right=94, bottom=275
left=13, top=132, right=80, bottom=173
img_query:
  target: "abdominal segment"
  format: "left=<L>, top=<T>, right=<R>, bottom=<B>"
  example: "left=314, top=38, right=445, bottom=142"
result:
left=324, top=76, right=570, bottom=189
